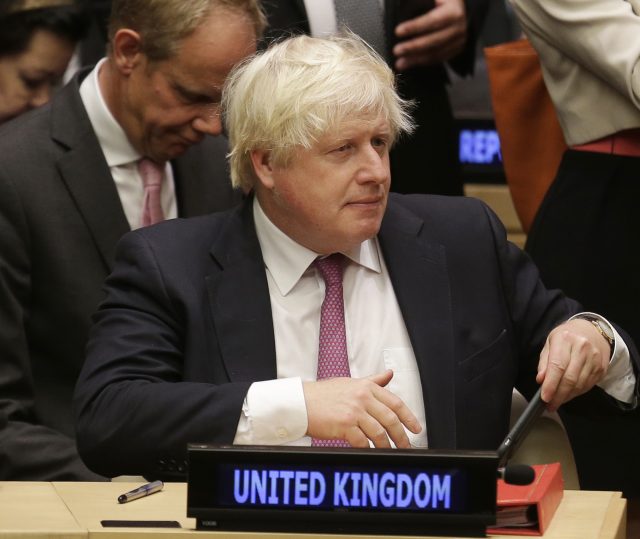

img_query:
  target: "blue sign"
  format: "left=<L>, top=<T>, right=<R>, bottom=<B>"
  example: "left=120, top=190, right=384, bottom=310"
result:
left=231, top=468, right=452, bottom=510
left=459, top=129, right=502, bottom=165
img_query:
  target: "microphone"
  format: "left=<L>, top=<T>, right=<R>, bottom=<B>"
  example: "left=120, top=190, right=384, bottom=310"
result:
left=498, top=464, right=535, bottom=485
left=497, top=387, right=547, bottom=468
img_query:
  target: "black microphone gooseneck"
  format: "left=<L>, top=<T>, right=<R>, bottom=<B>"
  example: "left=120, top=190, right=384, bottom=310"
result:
left=495, top=386, right=547, bottom=484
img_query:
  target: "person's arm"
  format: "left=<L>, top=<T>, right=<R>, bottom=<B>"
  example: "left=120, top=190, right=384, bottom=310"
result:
left=535, top=317, right=633, bottom=411
left=481, top=202, right=639, bottom=408
left=0, top=173, right=101, bottom=480
left=392, top=0, right=490, bottom=74
left=567, top=313, right=636, bottom=406
left=234, top=372, right=421, bottom=448
left=73, top=229, right=253, bottom=479
left=508, top=0, right=640, bottom=107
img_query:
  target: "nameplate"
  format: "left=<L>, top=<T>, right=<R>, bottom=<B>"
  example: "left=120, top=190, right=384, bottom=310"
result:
left=187, top=445, right=497, bottom=536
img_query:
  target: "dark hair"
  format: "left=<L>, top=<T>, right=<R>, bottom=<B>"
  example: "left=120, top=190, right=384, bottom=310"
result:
left=0, top=4, right=89, bottom=57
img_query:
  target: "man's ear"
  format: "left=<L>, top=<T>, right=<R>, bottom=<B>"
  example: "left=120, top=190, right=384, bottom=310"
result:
left=250, top=149, right=276, bottom=190
left=111, top=29, right=144, bottom=75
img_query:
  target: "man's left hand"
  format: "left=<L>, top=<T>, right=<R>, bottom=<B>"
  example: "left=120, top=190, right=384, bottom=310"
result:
left=537, top=319, right=611, bottom=412
left=393, top=0, right=467, bottom=71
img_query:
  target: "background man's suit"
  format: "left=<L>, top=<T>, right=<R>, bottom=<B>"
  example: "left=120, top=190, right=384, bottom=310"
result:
left=73, top=194, right=631, bottom=480
left=260, top=0, right=489, bottom=195
left=0, top=73, right=239, bottom=480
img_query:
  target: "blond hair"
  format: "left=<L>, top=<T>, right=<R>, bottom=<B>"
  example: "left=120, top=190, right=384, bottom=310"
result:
left=222, top=33, right=415, bottom=192
left=108, top=0, right=266, bottom=61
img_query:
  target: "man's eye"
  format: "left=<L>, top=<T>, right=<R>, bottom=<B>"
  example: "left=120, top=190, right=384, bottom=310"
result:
left=372, top=137, right=388, bottom=147
left=333, top=144, right=350, bottom=153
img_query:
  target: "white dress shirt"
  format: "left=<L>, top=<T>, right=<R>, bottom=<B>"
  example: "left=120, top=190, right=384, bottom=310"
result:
left=234, top=198, right=428, bottom=447
left=78, top=59, right=177, bottom=230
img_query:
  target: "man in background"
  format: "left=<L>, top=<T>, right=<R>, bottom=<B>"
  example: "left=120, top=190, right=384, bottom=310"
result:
left=0, top=0, right=264, bottom=480
left=261, top=0, right=489, bottom=195
left=74, top=34, right=637, bottom=481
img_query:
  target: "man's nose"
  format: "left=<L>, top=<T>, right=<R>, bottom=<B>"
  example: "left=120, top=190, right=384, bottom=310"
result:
left=356, top=146, right=389, bottom=184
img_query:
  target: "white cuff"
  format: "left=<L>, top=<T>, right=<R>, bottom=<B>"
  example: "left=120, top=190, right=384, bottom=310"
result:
left=570, top=312, right=636, bottom=404
left=233, top=377, right=308, bottom=445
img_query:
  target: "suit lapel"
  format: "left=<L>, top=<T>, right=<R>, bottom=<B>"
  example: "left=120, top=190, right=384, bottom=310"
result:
left=52, top=76, right=129, bottom=271
left=378, top=198, right=457, bottom=448
left=205, top=200, right=277, bottom=382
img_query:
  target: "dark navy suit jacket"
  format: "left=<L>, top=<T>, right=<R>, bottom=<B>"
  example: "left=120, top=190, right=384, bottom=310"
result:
left=73, top=194, right=630, bottom=480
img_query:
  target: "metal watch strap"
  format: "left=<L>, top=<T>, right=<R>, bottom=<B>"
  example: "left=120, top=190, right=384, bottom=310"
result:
left=576, top=316, right=614, bottom=355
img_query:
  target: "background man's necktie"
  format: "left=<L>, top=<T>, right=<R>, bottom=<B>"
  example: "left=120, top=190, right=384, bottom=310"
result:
left=333, top=0, right=388, bottom=60
left=312, top=253, right=351, bottom=447
left=138, top=158, right=165, bottom=227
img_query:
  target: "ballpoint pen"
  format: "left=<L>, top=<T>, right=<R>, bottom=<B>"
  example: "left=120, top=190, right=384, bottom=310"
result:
left=117, top=480, right=164, bottom=504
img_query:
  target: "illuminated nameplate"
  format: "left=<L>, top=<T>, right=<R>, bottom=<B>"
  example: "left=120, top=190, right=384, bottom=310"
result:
left=187, top=445, right=498, bottom=536
left=230, top=467, right=453, bottom=510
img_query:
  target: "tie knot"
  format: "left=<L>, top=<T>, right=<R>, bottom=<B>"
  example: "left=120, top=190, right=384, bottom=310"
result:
left=138, top=158, right=164, bottom=188
left=315, top=254, right=344, bottom=286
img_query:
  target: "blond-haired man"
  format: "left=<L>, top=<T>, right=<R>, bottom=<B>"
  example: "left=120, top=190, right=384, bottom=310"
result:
left=0, top=0, right=263, bottom=480
left=75, top=34, right=637, bottom=480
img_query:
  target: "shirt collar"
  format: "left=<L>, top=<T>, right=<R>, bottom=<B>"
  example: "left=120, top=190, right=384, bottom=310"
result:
left=79, top=58, right=141, bottom=167
left=253, top=197, right=382, bottom=296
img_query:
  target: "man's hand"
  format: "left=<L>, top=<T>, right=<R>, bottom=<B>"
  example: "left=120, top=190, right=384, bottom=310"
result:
left=303, top=369, right=422, bottom=448
left=393, top=0, right=467, bottom=71
left=537, top=319, right=611, bottom=411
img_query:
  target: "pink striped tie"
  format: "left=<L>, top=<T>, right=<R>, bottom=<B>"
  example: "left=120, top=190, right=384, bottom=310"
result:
left=312, top=254, right=351, bottom=448
left=138, top=158, right=165, bottom=227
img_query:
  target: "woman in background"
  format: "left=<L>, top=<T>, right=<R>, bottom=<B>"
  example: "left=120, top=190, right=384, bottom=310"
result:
left=0, top=0, right=87, bottom=125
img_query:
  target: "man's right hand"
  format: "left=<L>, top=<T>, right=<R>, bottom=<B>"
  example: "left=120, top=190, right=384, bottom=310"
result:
left=303, top=369, right=422, bottom=448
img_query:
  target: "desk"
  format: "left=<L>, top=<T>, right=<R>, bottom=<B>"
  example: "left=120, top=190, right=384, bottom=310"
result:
left=0, top=482, right=627, bottom=539
left=0, top=482, right=84, bottom=538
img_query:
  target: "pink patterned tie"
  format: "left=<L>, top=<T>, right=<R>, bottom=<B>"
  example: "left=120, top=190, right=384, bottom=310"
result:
left=138, top=158, right=165, bottom=227
left=312, top=254, right=351, bottom=448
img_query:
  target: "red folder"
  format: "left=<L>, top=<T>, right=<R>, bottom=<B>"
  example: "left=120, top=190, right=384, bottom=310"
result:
left=487, top=462, right=564, bottom=536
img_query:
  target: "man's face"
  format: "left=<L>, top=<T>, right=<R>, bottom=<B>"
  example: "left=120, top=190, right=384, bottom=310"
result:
left=256, top=115, right=392, bottom=254
left=121, top=10, right=256, bottom=162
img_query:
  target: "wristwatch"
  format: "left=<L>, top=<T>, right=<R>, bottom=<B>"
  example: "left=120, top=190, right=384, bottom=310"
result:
left=576, top=315, right=614, bottom=354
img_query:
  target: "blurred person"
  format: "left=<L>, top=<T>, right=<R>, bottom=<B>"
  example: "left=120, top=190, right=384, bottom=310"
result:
left=73, top=34, right=638, bottom=481
left=509, top=0, right=640, bottom=500
left=0, top=0, right=263, bottom=480
left=260, top=0, right=490, bottom=196
left=0, top=0, right=88, bottom=124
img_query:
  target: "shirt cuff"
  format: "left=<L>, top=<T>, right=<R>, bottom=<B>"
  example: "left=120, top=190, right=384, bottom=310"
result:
left=569, top=312, right=637, bottom=404
left=233, top=377, right=308, bottom=445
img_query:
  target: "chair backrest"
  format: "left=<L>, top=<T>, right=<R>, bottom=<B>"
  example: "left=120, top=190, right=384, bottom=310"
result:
left=485, top=39, right=567, bottom=233
left=509, top=390, right=580, bottom=490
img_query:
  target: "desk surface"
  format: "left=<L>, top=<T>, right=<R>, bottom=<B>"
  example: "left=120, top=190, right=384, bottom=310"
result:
left=0, top=482, right=627, bottom=539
